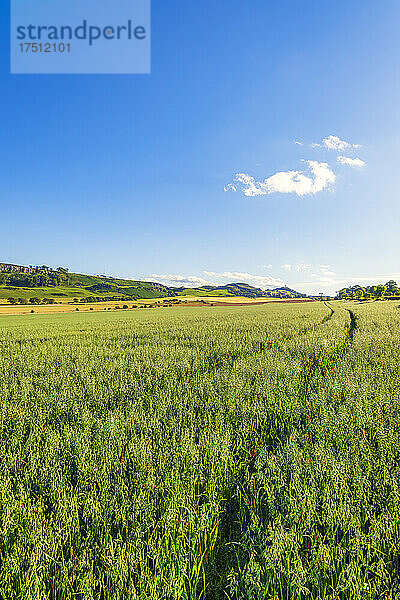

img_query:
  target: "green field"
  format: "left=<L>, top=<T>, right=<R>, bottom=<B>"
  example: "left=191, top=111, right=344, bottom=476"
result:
left=0, top=301, right=399, bottom=599
left=0, top=285, right=99, bottom=301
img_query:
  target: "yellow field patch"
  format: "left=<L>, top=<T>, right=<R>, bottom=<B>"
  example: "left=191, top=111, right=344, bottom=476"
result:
left=0, top=295, right=314, bottom=316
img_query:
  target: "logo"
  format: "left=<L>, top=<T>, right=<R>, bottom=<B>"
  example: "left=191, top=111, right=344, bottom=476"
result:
left=11, top=0, right=151, bottom=74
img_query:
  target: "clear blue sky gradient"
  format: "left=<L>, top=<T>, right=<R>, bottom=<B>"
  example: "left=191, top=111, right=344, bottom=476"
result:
left=1, top=0, right=399, bottom=294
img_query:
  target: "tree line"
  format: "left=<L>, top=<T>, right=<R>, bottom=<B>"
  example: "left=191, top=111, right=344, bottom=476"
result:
left=7, top=297, right=57, bottom=305
left=0, top=267, right=69, bottom=288
left=336, top=280, right=400, bottom=300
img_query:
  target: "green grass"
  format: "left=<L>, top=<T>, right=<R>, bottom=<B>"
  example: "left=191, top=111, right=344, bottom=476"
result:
left=0, top=301, right=399, bottom=599
left=0, top=285, right=100, bottom=301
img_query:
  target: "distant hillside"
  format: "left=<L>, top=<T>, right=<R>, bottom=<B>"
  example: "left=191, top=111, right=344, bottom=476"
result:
left=68, top=273, right=174, bottom=299
left=0, top=263, right=307, bottom=303
left=0, top=267, right=174, bottom=302
left=176, top=283, right=307, bottom=299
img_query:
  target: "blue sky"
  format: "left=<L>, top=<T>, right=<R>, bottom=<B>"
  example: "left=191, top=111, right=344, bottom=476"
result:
left=1, top=0, right=400, bottom=294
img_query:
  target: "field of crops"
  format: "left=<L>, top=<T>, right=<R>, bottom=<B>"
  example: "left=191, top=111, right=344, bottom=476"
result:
left=0, top=301, right=399, bottom=599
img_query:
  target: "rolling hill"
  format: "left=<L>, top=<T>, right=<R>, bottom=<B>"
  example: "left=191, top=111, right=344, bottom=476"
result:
left=175, top=283, right=306, bottom=299
left=0, top=263, right=307, bottom=302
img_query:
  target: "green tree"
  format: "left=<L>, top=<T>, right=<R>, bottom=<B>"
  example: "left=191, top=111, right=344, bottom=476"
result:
left=385, top=280, right=399, bottom=297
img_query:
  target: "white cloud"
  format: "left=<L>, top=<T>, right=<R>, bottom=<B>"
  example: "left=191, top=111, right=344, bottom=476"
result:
left=301, top=264, right=338, bottom=289
left=282, top=263, right=311, bottom=273
left=263, top=264, right=273, bottom=269
left=319, top=264, right=336, bottom=276
left=319, top=271, right=336, bottom=280
left=295, top=263, right=311, bottom=272
left=145, top=267, right=400, bottom=295
left=226, top=160, right=335, bottom=197
left=300, top=273, right=400, bottom=291
left=321, top=135, right=361, bottom=151
left=337, top=156, right=365, bottom=167
left=203, top=271, right=284, bottom=289
left=147, top=271, right=286, bottom=290
left=224, top=183, right=237, bottom=192
left=145, top=274, right=212, bottom=288
left=294, top=140, right=303, bottom=146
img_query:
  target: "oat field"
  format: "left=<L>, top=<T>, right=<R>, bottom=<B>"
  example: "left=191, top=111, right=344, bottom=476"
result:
left=0, top=301, right=399, bottom=599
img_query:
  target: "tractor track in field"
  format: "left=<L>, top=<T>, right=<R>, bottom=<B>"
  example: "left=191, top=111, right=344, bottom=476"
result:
left=212, top=306, right=358, bottom=586
left=297, top=306, right=357, bottom=408
left=188, top=302, right=335, bottom=379
left=220, top=304, right=356, bottom=472
left=346, top=308, right=357, bottom=342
